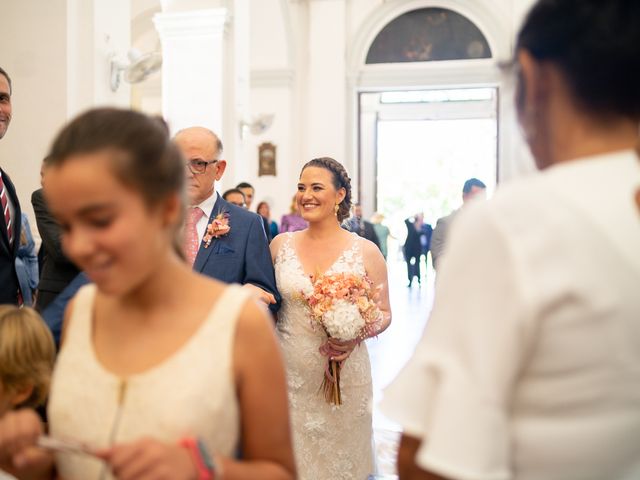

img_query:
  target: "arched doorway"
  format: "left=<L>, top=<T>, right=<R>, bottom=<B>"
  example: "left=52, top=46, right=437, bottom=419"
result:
left=354, top=6, right=502, bottom=257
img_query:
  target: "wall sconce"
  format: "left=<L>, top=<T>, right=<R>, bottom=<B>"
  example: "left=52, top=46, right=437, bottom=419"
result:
left=239, top=114, right=275, bottom=138
left=110, top=48, right=162, bottom=92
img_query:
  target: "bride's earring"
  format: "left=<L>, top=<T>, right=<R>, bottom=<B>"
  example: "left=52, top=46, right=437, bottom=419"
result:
left=334, top=204, right=339, bottom=215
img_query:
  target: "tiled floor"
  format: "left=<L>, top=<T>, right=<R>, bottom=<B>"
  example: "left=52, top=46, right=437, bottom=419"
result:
left=366, top=255, right=435, bottom=477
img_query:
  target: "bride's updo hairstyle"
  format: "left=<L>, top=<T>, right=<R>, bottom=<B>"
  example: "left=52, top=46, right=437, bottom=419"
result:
left=517, top=0, right=640, bottom=210
left=301, top=157, right=352, bottom=223
left=45, top=108, right=186, bottom=255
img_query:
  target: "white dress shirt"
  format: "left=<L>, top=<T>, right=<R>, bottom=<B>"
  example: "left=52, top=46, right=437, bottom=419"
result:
left=192, top=191, right=218, bottom=244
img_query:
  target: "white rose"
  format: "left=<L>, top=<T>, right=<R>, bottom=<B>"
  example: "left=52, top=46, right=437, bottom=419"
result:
left=323, top=299, right=365, bottom=340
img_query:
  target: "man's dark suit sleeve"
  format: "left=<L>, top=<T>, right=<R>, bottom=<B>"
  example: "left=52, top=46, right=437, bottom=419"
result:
left=243, top=214, right=281, bottom=313
left=32, top=189, right=69, bottom=264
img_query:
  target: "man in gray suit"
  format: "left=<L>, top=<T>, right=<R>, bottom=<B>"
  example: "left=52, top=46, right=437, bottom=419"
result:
left=431, top=178, right=486, bottom=270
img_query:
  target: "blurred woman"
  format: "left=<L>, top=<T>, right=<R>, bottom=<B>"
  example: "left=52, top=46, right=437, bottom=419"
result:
left=280, top=195, right=307, bottom=233
left=0, top=108, right=295, bottom=480
left=257, top=201, right=279, bottom=240
left=15, top=214, right=39, bottom=306
left=383, top=1, right=640, bottom=479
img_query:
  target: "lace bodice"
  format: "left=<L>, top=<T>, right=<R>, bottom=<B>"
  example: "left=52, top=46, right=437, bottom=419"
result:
left=275, top=232, right=375, bottom=479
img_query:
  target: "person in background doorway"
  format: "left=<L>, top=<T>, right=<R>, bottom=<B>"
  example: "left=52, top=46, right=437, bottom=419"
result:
left=404, top=213, right=424, bottom=287
left=430, top=178, right=486, bottom=270
left=371, top=212, right=392, bottom=260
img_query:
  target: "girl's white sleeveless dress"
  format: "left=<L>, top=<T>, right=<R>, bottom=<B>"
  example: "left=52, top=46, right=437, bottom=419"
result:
left=48, top=284, right=249, bottom=479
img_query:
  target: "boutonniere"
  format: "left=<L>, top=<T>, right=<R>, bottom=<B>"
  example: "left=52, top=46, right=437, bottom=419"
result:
left=202, top=211, right=231, bottom=248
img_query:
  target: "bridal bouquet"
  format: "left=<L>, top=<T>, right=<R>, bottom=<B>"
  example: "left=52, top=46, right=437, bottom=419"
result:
left=303, top=272, right=383, bottom=405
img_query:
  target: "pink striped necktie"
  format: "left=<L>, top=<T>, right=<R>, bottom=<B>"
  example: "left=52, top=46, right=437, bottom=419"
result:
left=0, top=174, right=13, bottom=246
left=185, top=207, right=205, bottom=266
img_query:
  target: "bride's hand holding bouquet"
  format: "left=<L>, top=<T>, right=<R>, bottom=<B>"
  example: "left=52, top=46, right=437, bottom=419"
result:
left=302, top=271, right=388, bottom=405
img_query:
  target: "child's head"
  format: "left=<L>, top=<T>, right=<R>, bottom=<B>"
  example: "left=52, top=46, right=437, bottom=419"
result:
left=0, top=306, right=56, bottom=415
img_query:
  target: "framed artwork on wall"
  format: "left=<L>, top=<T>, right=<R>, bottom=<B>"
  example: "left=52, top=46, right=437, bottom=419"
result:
left=259, top=142, right=277, bottom=176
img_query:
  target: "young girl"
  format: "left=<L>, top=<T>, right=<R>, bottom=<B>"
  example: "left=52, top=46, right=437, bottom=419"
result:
left=0, top=108, right=295, bottom=480
left=0, top=306, right=56, bottom=479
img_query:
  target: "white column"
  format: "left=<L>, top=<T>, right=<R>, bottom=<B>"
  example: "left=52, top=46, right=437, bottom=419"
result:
left=305, top=0, right=347, bottom=163
left=225, top=0, right=251, bottom=184
left=66, top=0, right=131, bottom=118
left=153, top=8, right=229, bottom=136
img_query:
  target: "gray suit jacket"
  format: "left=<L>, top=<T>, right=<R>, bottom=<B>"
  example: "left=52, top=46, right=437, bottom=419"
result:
left=430, top=210, right=459, bottom=270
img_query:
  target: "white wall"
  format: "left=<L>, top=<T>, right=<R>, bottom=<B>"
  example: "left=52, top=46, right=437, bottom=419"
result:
left=0, top=0, right=68, bottom=226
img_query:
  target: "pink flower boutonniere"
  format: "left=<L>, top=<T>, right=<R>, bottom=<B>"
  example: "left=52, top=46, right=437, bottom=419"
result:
left=202, top=211, right=231, bottom=248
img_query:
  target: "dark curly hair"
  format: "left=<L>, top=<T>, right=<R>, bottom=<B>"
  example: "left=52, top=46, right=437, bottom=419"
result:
left=517, top=0, right=640, bottom=121
left=300, top=157, right=352, bottom=223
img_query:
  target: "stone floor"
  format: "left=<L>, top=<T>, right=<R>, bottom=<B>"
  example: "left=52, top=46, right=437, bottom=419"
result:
left=366, top=254, right=435, bottom=477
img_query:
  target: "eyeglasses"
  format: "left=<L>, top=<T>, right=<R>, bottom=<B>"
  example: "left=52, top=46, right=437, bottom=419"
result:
left=185, top=158, right=218, bottom=175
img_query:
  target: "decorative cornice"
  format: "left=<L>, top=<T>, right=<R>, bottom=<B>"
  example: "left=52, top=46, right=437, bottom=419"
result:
left=153, top=8, right=229, bottom=39
left=349, top=59, right=500, bottom=89
left=250, top=68, right=295, bottom=88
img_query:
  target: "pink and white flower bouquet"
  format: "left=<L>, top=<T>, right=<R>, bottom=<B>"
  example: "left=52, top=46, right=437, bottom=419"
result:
left=302, top=272, right=383, bottom=405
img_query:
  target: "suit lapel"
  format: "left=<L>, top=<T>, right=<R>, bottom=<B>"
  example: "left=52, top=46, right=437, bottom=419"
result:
left=193, top=195, right=227, bottom=272
left=0, top=169, right=21, bottom=256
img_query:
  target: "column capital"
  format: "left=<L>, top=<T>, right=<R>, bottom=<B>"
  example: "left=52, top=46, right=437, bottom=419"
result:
left=153, top=8, right=229, bottom=39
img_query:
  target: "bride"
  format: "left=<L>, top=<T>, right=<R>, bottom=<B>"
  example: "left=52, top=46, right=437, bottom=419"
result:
left=270, top=157, right=392, bottom=479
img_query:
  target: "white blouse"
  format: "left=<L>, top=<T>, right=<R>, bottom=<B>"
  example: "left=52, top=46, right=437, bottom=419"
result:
left=381, top=149, right=640, bottom=480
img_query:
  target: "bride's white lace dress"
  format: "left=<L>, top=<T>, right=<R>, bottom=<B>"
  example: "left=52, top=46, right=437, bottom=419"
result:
left=275, top=232, right=375, bottom=480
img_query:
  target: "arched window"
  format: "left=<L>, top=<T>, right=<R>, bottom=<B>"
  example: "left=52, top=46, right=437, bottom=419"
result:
left=366, top=7, right=492, bottom=64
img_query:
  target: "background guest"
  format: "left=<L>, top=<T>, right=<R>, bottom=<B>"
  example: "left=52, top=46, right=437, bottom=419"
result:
left=371, top=212, right=391, bottom=259
left=31, top=162, right=81, bottom=311
left=15, top=214, right=39, bottom=307
left=346, top=203, right=380, bottom=250
left=222, top=188, right=247, bottom=208
left=430, top=177, right=486, bottom=270
left=257, top=200, right=279, bottom=241
left=403, top=213, right=423, bottom=287
left=280, top=194, right=308, bottom=233
left=236, top=181, right=255, bottom=210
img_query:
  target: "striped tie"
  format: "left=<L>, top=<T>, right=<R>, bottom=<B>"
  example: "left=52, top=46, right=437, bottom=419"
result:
left=0, top=174, right=12, bottom=246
